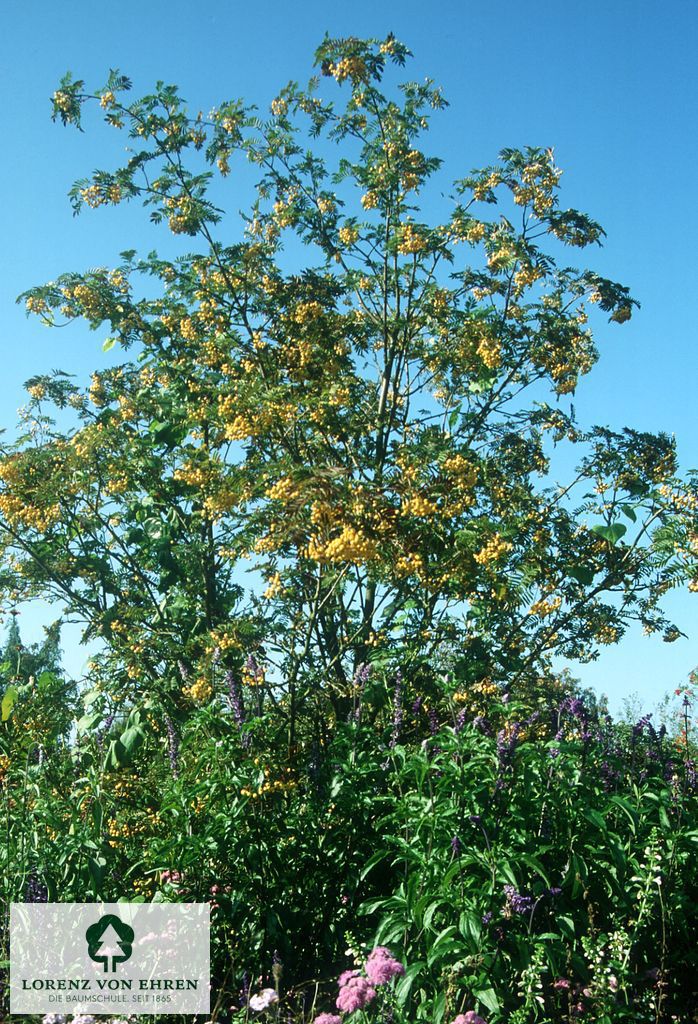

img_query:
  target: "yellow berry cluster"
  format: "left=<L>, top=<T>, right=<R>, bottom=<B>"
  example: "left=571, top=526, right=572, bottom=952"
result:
left=472, top=172, right=502, bottom=201
left=53, top=90, right=73, bottom=113
left=306, top=524, right=377, bottom=564
left=0, top=493, right=61, bottom=531
left=270, top=96, right=289, bottom=118
left=513, top=264, right=542, bottom=294
left=164, top=195, right=199, bottom=235
left=173, top=460, right=213, bottom=489
left=240, top=768, right=297, bottom=798
left=242, top=661, right=266, bottom=687
left=529, top=595, right=562, bottom=618
left=25, top=295, right=50, bottom=315
left=327, top=57, right=368, bottom=83
left=511, top=157, right=561, bottom=215
left=184, top=677, right=213, bottom=703
left=133, top=877, right=155, bottom=896
left=452, top=678, right=500, bottom=714
left=290, top=300, right=324, bottom=324
left=223, top=414, right=256, bottom=441
left=476, top=335, right=502, bottom=370
left=65, top=283, right=105, bottom=319
left=395, top=552, right=425, bottom=577
left=658, top=485, right=698, bottom=511
left=316, top=195, right=335, bottom=214
left=263, top=573, right=283, bottom=600
left=443, top=454, right=478, bottom=489
left=339, top=225, right=359, bottom=246
left=595, top=623, right=620, bottom=645
left=401, top=495, right=437, bottom=518
left=80, top=183, right=122, bottom=208
left=486, top=244, right=515, bottom=271
left=398, top=224, right=427, bottom=255
left=474, top=534, right=513, bottom=566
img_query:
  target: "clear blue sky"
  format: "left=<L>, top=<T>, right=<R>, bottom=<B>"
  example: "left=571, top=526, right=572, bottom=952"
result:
left=0, top=0, right=696, bottom=713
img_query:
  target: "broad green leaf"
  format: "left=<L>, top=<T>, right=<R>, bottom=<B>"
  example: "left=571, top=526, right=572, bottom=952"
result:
left=591, top=522, right=627, bottom=544
left=2, top=685, right=18, bottom=721
left=474, top=987, right=500, bottom=1013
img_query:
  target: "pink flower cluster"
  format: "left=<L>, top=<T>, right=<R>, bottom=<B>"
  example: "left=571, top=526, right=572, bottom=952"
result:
left=451, top=1014, right=487, bottom=1024
left=336, top=973, right=376, bottom=1014
left=325, top=946, right=405, bottom=1017
left=365, top=946, right=406, bottom=986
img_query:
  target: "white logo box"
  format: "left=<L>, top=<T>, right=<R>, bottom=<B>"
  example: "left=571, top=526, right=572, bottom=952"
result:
left=10, top=902, right=210, bottom=1015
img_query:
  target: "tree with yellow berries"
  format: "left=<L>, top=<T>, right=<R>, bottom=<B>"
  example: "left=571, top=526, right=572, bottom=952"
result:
left=2, top=35, right=697, bottom=751
left=2, top=36, right=698, bottom=1024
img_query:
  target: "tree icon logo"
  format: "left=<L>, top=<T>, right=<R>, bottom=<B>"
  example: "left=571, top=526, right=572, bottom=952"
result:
left=85, top=914, right=134, bottom=972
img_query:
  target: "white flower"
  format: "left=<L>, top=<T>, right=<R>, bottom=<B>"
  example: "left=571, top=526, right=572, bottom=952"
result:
left=249, top=987, right=279, bottom=1011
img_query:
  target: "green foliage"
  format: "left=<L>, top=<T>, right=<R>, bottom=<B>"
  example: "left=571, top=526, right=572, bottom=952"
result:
left=2, top=664, right=697, bottom=1022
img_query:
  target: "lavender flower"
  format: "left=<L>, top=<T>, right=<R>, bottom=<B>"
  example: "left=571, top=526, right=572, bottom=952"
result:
left=164, top=714, right=179, bottom=779
left=503, top=883, right=534, bottom=915
left=451, top=835, right=462, bottom=857
left=600, top=756, right=622, bottom=792
left=390, top=670, right=403, bottom=748
left=347, top=664, right=370, bottom=724
left=496, top=723, right=521, bottom=768
left=227, top=670, right=250, bottom=749
left=94, top=711, right=116, bottom=753
left=245, top=654, right=264, bottom=684
left=472, top=715, right=492, bottom=735
left=227, top=671, right=245, bottom=726
left=560, top=697, right=585, bottom=718
left=632, top=714, right=653, bottom=741
left=354, top=662, right=371, bottom=686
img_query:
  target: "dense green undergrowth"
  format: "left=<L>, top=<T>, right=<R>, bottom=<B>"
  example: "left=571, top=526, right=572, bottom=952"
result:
left=2, top=656, right=697, bottom=1023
